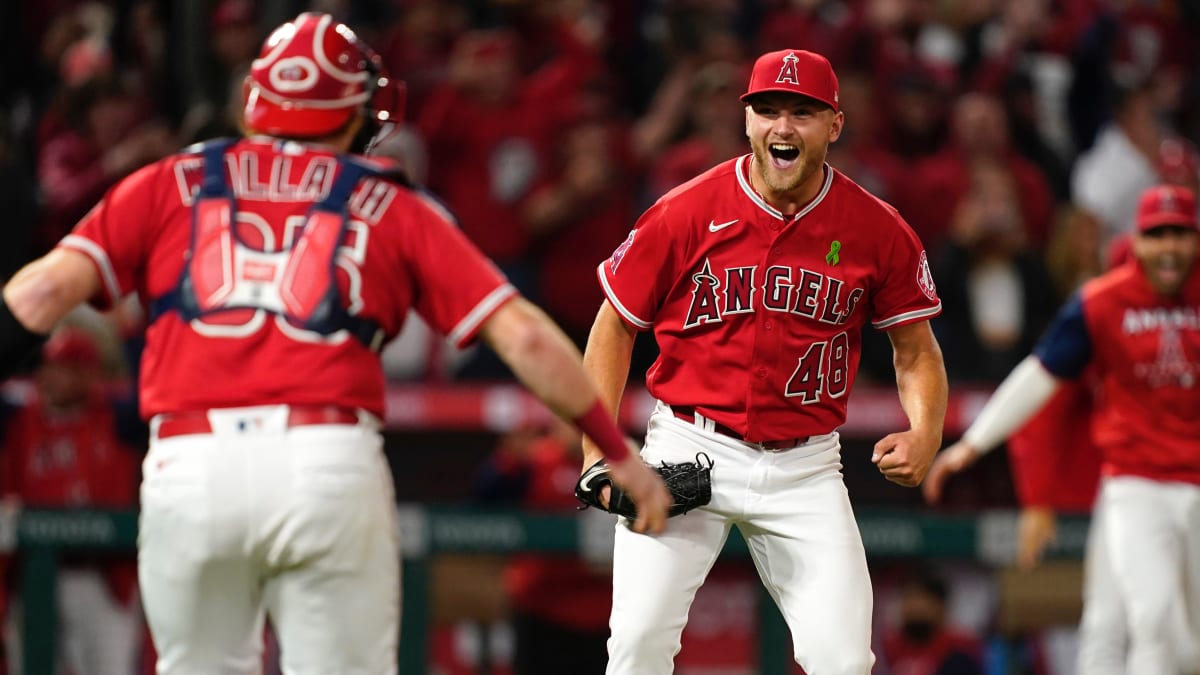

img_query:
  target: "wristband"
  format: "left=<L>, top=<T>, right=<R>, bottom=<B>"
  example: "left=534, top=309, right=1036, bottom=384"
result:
left=0, top=296, right=47, bottom=380
left=572, top=400, right=631, bottom=462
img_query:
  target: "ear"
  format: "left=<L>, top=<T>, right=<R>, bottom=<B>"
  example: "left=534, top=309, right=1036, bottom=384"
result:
left=828, top=110, right=844, bottom=143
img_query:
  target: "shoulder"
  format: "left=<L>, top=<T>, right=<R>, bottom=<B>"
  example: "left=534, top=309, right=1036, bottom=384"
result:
left=827, top=169, right=906, bottom=226
left=1081, top=263, right=1139, bottom=303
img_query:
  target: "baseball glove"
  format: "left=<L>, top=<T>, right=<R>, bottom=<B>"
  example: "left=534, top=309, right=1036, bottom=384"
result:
left=575, top=453, right=714, bottom=519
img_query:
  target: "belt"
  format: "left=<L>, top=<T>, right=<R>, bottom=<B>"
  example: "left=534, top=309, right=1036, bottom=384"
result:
left=671, top=406, right=808, bottom=450
left=155, top=405, right=360, bottom=440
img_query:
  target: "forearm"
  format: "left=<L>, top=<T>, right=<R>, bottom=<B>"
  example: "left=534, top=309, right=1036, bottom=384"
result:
left=2, top=249, right=100, bottom=379
left=4, top=249, right=100, bottom=332
left=580, top=302, right=636, bottom=464
left=483, top=298, right=600, bottom=418
left=893, top=333, right=948, bottom=443
left=962, top=355, right=1062, bottom=455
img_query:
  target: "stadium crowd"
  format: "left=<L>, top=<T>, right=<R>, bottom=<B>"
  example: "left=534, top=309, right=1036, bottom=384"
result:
left=0, top=0, right=1198, bottom=674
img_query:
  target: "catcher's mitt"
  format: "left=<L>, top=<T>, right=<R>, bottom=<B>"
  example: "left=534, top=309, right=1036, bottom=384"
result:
left=575, top=453, right=713, bottom=519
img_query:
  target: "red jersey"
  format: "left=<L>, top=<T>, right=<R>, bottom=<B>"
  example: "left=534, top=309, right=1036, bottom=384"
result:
left=1, top=391, right=137, bottom=508
left=1006, top=378, right=1102, bottom=512
left=61, top=137, right=516, bottom=418
left=598, top=156, right=941, bottom=441
left=1034, top=263, right=1200, bottom=484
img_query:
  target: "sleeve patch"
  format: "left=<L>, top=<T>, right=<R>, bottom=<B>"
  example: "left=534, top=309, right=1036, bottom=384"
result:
left=607, top=229, right=636, bottom=274
left=916, top=250, right=938, bottom=301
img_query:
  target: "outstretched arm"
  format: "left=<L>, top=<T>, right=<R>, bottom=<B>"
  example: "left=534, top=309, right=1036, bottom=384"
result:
left=872, top=320, right=947, bottom=487
left=479, top=297, right=670, bottom=534
left=922, top=355, right=1063, bottom=503
left=1, top=249, right=101, bottom=379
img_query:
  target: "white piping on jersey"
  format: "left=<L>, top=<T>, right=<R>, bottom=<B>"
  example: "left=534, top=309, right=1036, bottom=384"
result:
left=61, top=235, right=122, bottom=303
left=735, top=155, right=834, bottom=221
left=597, top=263, right=652, bottom=329
left=872, top=302, right=942, bottom=329
left=448, top=283, right=519, bottom=347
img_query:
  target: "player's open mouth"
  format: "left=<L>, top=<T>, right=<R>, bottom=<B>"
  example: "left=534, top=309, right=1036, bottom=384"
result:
left=768, top=143, right=800, bottom=169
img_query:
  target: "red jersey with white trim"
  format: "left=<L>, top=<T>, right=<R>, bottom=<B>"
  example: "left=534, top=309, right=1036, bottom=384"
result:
left=1084, top=265, right=1200, bottom=483
left=61, top=137, right=516, bottom=419
left=1006, top=378, right=1101, bottom=512
left=1035, top=263, right=1200, bottom=484
left=598, top=155, right=941, bottom=441
left=1, top=390, right=138, bottom=508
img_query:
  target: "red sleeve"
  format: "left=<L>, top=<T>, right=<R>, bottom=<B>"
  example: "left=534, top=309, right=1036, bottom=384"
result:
left=595, top=200, right=679, bottom=329
left=58, top=161, right=166, bottom=309
left=404, top=193, right=518, bottom=347
left=869, top=210, right=942, bottom=329
left=1006, top=379, right=1102, bottom=512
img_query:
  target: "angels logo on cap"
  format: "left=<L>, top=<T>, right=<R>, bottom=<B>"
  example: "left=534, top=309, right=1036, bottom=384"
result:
left=741, top=49, right=839, bottom=111
left=776, top=53, right=801, bottom=86
left=1135, top=185, right=1198, bottom=232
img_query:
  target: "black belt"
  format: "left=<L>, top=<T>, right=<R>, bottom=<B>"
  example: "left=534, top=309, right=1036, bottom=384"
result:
left=671, top=406, right=809, bottom=450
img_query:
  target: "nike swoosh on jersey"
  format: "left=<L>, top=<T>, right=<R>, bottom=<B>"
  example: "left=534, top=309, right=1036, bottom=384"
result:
left=577, top=463, right=611, bottom=493
left=708, top=219, right=738, bottom=232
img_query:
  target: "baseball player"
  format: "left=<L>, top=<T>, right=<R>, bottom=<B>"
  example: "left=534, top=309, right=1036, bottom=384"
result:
left=1, top=327, right=141, bottom=675
left=0, top=12, right=670, bottom=674
left=924, top=184, right=1200, bottom=674
left=583, top=49, right=947, bottom=675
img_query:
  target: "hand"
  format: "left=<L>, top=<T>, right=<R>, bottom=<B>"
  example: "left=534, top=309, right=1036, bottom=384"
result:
left=921, top=441, right=982, bottom=503
left=871, top=428, right=940, bottom=487
left=605, top=454, right=672, bottom=534
left=1016, top=507, right=1057, bottom=571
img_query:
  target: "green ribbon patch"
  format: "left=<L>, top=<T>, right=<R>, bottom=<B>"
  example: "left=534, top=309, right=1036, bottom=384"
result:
left=825, top=240, right=841, bottom=265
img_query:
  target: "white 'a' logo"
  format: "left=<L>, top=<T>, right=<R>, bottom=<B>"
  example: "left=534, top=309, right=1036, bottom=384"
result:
left=776, top=52, right=801, bottom=86
left=1161, top=189, right=1177, bottom=212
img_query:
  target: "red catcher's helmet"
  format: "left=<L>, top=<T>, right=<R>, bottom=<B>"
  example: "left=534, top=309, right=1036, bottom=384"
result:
left=242, top=12, right=403, bottom=138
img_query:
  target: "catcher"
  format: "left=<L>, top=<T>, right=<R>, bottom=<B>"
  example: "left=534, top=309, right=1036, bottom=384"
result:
left=576, top=453, right=713, bottom=519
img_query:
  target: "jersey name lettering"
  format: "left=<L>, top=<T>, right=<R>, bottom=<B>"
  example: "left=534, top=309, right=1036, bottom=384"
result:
left=683, top=259, right=864, bottom=329
left=1121, top=306, right=1200, bottom=334
left=173, top=152, right=399, bottom=225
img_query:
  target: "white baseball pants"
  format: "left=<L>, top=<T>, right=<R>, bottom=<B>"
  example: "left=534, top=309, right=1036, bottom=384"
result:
left=606, top=403, right=874, bottom=675
left=1099, top=475, right=1200, bottom=675
left=138, top=405, right=400, bottom=675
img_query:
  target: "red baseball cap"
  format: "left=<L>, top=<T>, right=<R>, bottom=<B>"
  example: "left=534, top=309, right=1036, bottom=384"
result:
left=740, top=49, right=839, bottom=111
left=1135, top=185, right=1198, bottom=232
left=42, top=329, right=101, bottom=369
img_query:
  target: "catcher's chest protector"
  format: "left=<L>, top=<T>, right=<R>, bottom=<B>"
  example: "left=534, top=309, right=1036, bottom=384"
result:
left=150, top=139, right=383, bottom=348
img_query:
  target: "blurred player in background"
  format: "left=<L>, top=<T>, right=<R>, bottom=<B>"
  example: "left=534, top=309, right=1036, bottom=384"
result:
left=0, top=326, right=141, bottom=675
left=473, top=419, right=610, bottom=675
left=584, top=49, right=947, bottom=674
left=0, top=12, right=670, bottom=674
left=925, top=184, right=1200, bottom=674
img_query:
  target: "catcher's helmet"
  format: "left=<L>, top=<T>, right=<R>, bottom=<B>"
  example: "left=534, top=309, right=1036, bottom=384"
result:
left=242, top=12, right=403, bottom=142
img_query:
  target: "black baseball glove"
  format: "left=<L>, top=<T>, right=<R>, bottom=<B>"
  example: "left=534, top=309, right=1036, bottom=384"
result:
left=575, top=453, right=714, bottom=519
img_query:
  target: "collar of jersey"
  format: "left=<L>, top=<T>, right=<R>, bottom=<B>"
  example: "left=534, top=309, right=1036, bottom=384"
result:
left=736, top=154, right=833, bottom=222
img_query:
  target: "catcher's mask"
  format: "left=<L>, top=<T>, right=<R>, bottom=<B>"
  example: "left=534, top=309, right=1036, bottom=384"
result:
left=242, top=12, right=405, bottom=153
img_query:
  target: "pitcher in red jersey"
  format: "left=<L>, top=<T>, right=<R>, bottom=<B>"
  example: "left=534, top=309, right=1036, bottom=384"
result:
left=926, top=184, right=1200, bottom=674
left=584, top=49, right=947, bottom=675
left=0, top=12, right=670, bottom=674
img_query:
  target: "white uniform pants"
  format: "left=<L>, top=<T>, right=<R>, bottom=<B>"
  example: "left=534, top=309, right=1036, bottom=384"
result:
left=607, top=403, right=873, bottom=675
left=1099, top=475, right=1200, bottom=675
left=138, top=405, right=400, bottom=675
left=1076, top=490, right=1126, bottom=675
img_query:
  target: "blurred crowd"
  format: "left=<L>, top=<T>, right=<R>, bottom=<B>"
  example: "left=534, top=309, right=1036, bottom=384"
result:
left=2, top=0, right=1198, bottom=386
left=0, top=2, right=1198, bottom=672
